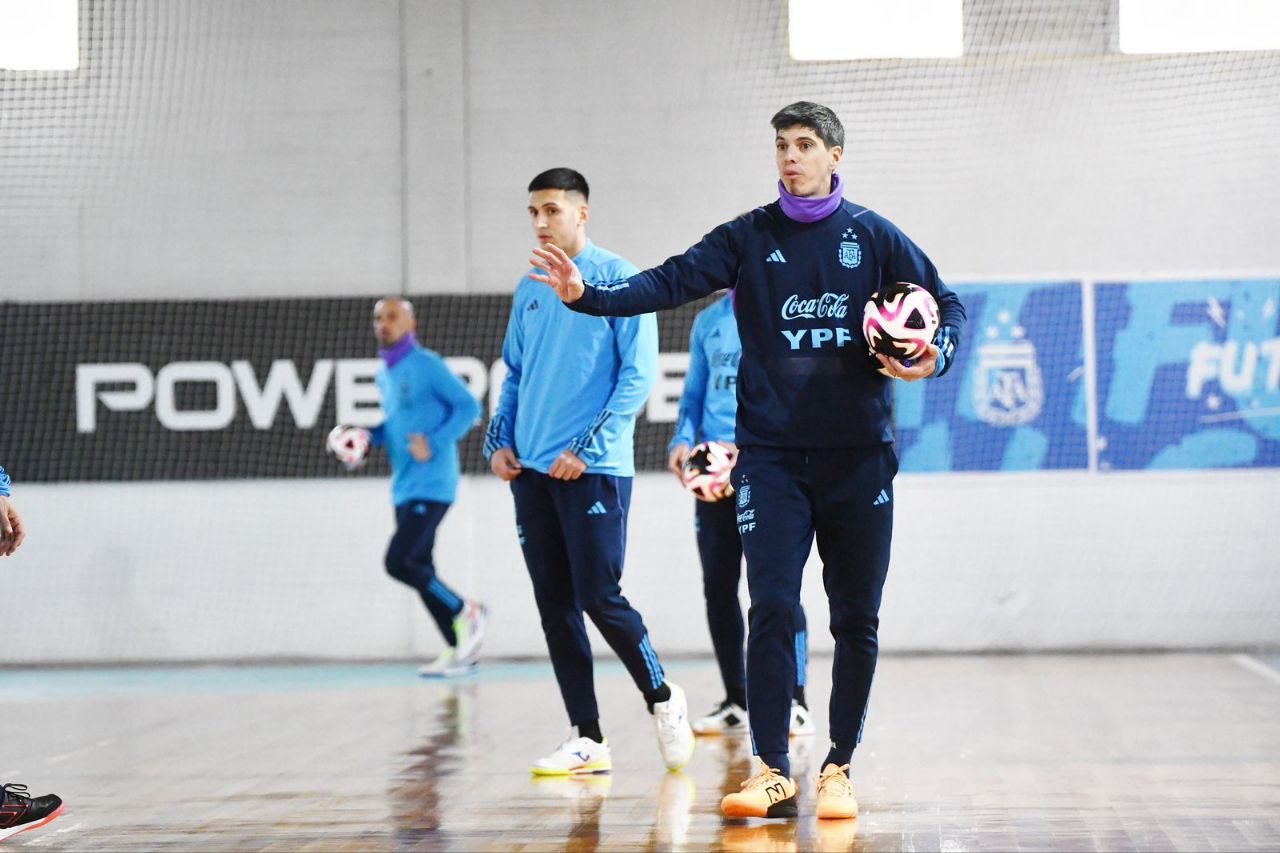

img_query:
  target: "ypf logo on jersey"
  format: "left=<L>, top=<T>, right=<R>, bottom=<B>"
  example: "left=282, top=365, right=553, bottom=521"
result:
left=839, top=228, right=861, bottom=269
left=779, top=292, right=856, bottom=351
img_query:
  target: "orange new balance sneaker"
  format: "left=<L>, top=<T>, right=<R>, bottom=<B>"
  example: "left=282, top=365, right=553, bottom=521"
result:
left=815, top=763, right=858, bottom=819
left=720, top=761, right=798, bottom=819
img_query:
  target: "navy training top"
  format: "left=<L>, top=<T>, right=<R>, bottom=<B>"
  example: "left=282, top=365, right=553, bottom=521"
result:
left=571, top=200, right=966, bottom=450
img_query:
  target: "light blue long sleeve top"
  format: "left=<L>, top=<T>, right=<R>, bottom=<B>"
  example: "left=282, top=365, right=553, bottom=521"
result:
left=0, top=466, right=10, bottom=497
left=370, top=343, right=481, bottom=506
left=669, top=294, right=740, bottom=452
left=484, top=240, right=659, bottom=477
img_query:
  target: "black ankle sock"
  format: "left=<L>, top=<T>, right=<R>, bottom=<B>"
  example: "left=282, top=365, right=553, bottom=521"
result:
left=577, top=720, right=604, bottom=743
left=760, top=751, right=791, bottom=778
left=823, top=743, right=854, bottom=772
left=727, top=686, right=748, bottom=710
left=792, top=686, right=807, bottom=709
left=644, top=682, right=673, bottom=713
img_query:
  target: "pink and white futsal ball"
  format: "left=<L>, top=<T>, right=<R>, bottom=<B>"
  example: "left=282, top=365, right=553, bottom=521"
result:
left=681, top=441, right=738, bottom=503
left=327, top=425, right=371, bottom=469
left=862, top=282, right=939, bottom=375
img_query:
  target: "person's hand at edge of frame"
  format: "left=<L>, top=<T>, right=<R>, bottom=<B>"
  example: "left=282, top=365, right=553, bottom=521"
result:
left=0, top=495, right=25, bottom=558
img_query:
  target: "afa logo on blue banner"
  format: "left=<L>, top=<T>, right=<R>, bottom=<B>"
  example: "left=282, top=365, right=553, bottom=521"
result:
left=894, top=281, right=1088, bottom=472
left=1095, top=279, right=1280, bottom=470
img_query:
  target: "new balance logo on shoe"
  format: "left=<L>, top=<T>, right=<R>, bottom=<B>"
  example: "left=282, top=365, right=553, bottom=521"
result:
left=872, top=489, right=890, bottom=506
left=766, top=250, right=787, bottom=263
left=587, top=501, right=607, bottom=515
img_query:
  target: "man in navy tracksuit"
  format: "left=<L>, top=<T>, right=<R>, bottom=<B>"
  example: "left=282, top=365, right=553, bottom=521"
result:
left=485, top=168, right=695, bottom=776
left=668, top=293, right=813, bottom=739
left=530, top=103, right=965, bottom=820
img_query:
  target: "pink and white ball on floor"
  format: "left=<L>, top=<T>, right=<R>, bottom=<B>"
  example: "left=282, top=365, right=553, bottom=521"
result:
left=681, top=441, right=738, bottom=503
left=862, top=281, right=940, bottom=377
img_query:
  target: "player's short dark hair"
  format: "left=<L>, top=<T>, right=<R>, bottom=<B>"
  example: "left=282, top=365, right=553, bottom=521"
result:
left=528, top=167, right=590, bottom=201
left=770, top=101, right=845, bottom=150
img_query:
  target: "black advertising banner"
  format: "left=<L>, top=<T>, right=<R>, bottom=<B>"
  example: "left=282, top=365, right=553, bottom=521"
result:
left=0, top=295, right=711, bottom=482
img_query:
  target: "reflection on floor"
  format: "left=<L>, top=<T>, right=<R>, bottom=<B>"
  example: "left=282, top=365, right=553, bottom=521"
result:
left=2, top=653, right=1279, bottom=850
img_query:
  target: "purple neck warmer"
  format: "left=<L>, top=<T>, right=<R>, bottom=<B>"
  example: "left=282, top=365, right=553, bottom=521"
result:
left=777, top=172, right=843, bottom=223
left=379, top=334, right=416, bottom=368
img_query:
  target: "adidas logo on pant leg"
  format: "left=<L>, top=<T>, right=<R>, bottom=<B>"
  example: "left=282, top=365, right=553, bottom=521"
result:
left=587, top=501, right=607, bottom=515
left=872, top=489, right=890, bottom=506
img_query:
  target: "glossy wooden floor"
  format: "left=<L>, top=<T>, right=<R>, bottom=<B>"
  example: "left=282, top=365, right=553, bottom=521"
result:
left=2, top=653, right=1279, bottom=851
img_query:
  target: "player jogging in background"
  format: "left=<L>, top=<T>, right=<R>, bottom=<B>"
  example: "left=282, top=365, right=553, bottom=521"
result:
left=485, top=167, right=695, bottom=776
left=529, top=103, right=966, bottom=820
left=332, top=298, right=487, bottom=678
left=668, top=291, right=814, bottom=738
left=0, top=465, right=65, bottom=843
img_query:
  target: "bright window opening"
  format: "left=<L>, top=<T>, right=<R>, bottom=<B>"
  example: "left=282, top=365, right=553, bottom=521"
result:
left=0, top=0, right=79, bottom=70
left=1119, top=0, right=1280, bottom=54
left=788, top=0, right=963, bottom=61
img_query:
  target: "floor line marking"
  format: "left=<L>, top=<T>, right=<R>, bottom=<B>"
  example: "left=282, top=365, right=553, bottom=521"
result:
left=1231, top=654, right=1280, bottom=688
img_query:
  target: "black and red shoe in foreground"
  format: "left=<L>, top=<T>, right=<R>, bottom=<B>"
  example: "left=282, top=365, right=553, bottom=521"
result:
left=0, top=783, right=63, bottom=842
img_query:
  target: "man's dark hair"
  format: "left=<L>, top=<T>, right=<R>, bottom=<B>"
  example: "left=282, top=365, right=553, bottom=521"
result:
left=528, top=167, right=590, bottom=201
left=770, top=101, right=844, bottom=150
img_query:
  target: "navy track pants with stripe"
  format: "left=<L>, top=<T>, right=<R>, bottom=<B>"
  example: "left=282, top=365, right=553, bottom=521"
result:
left=695, top=497, right=808, bottom=696
left=511, top=471, right=664, bottom=725
left=385, top=500, right=465, bottom=646
left=733, top=444, right=897, bottom=763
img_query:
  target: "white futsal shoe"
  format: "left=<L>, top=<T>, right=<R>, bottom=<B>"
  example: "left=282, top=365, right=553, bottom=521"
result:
left=789, top=700, right=815, bottom=737
left=417, top=647, right=477, bottom=679
left=531, top=735, right=612, bottom=776
left=651, top=682, right=696, bottom=770
left=452, top=600, right=489, bottom=664
left=692, top=699, right=749, bottom=735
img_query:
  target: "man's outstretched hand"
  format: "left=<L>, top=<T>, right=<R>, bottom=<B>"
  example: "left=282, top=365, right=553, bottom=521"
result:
left=529, top=245, right=586, bottom=304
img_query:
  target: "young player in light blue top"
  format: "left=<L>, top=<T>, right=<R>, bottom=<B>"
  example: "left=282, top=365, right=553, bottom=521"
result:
left=485, top=246, right=656, bottom=477
left=484, top=167, right=695, bottom=777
